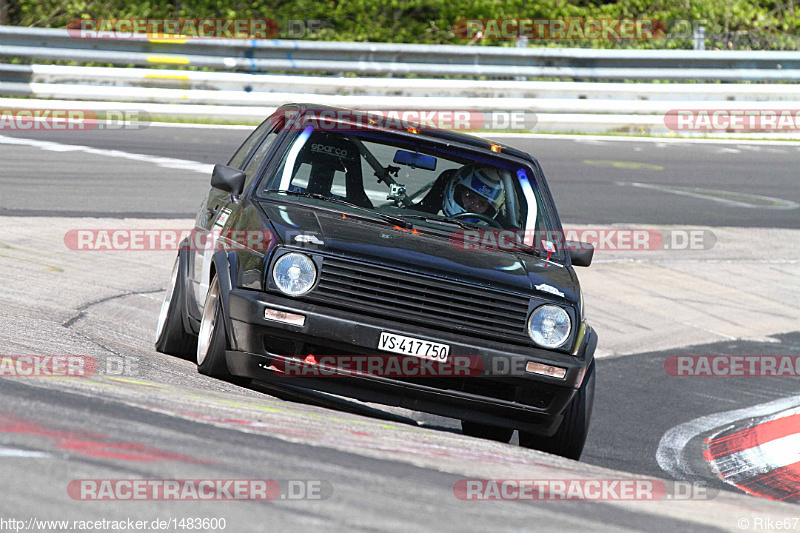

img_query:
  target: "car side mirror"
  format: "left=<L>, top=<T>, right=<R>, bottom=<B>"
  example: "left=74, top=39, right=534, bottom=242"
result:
left=567, top=241, right=593, bottom=267
left=211, top=164, right=246, bottom=197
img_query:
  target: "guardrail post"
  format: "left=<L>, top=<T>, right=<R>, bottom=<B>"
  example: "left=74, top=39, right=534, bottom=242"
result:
left=693, top=26, right=706, bottom=51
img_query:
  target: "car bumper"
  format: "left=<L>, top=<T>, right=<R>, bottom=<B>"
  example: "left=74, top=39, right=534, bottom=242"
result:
left=224, top=288, right=596, bottom=435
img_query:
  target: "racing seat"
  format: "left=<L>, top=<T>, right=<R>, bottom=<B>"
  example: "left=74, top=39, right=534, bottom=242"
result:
left=291, top=132, right=372, bottom=208
left=414, top=168, right=457, bottom=214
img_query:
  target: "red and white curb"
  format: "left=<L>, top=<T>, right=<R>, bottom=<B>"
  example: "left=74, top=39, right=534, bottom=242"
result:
left=704, top=407, right=800, bottom=502
left=657, top=395, right=800, bottom=502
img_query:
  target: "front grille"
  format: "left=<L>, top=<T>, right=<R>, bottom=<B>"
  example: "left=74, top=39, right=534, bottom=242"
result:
left=304, top=256, right=531, bottom=344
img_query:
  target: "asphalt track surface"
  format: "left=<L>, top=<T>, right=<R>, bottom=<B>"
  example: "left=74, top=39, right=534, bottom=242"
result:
left=1, top=125, right=799, bottom=532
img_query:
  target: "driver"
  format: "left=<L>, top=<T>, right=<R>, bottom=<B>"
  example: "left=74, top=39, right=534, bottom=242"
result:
left=442, top=163, right=505, bottom=221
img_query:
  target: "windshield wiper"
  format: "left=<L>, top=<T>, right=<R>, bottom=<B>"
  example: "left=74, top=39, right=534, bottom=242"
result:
left=394, top=214, right=475, bottom=230
left=499, top=238, right=563, bottom=260
left=266, top=190, right=413, bottom=229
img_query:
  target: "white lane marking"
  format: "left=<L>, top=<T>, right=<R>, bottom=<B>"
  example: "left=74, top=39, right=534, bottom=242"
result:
left=487, top=132, right=800, bottom=147
left=656, top=394, right=800, bottom=480
left=0, top=135, right=213, bottom=175
left=0, top=448, right=51, bottom=458
left=566, top=139, right=609, bottom=145
left=148, top=122, right=253, bottom=130
left=618, top=182, right=799, bottom=210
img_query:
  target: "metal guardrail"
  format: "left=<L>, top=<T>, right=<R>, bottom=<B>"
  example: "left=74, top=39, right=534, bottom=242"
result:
left=2, top=26, right=800, bottom=80
left=4, top=64, right=800, bottom=101
left=4, top=68, right=800, bottom=114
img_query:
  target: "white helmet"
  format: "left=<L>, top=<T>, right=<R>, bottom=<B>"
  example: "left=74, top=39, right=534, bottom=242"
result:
left=443, top=164, right=505, bottom=218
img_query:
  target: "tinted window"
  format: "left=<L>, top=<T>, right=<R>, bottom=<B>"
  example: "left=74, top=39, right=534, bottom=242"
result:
left=228, top=119, right=275, bottom=170
left=258, top=127, right=557, bottom=243
left=241, top=126, right=282, bottom=185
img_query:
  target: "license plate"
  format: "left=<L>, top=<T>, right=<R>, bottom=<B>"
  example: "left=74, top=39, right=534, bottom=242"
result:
left=378, top=332, right=449, bottom=362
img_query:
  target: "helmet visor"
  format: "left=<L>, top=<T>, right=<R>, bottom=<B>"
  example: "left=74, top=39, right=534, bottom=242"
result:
left=454, top=184, right=497, bottom=218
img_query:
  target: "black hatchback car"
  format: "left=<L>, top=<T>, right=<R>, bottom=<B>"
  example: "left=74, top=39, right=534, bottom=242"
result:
left=156, top=104, right=597, bottom=460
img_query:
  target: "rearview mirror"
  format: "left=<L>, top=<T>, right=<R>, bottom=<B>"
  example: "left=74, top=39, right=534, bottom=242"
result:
left=567, top=241, right=593, bottom=267
left=211, top=164, right=246, bottom=196
left=393, top=150, right=437, bottom=171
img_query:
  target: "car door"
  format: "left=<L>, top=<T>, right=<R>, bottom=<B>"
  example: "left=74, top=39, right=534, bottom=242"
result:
left=191, top=116, right=287, bottom=312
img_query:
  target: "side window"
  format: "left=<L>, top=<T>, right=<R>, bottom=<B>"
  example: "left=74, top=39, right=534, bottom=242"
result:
left=228, top=119, right=274, bottom=170
left=241, top=125, right=282, bottom=187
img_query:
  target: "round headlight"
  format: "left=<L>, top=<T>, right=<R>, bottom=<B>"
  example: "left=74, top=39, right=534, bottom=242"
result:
left=272, top=253, right=317, bottom=296
left=527, top=305, right=571, bottom=348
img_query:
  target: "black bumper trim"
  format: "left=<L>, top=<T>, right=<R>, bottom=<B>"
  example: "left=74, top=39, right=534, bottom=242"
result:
left=224, top=288, right=596, bottom=436
left=226, top=349, right=564, bottom=435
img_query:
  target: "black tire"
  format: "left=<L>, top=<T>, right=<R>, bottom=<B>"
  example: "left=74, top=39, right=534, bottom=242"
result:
left=461, top=421, right=514, bottom=443
left=519, top=359, right=595, bottom=460
left=196, top=275, right=234, bottom=380
left=155, top=256, right=197, bottom=359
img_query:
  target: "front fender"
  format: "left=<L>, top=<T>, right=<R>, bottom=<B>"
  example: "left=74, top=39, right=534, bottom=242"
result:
left=176, top=239, right=199, bottom=335
left=211, top=250, right=240, bottom=351
left=572, top=322, right=597, bottom=388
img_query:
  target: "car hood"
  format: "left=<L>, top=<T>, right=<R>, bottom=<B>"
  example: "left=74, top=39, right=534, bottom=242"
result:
left=258, top=201, right=578, bottom=302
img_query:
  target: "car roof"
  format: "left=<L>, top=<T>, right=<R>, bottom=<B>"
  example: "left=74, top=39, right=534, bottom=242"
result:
left=279, top=103, right=536, bottom=164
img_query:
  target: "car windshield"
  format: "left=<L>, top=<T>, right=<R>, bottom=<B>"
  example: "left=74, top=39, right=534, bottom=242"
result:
left=257, top=123, right=562, bottom=255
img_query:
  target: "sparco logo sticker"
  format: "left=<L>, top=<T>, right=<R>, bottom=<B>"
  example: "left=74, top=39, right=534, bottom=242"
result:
left=311, top=143, right=349, bottom=158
